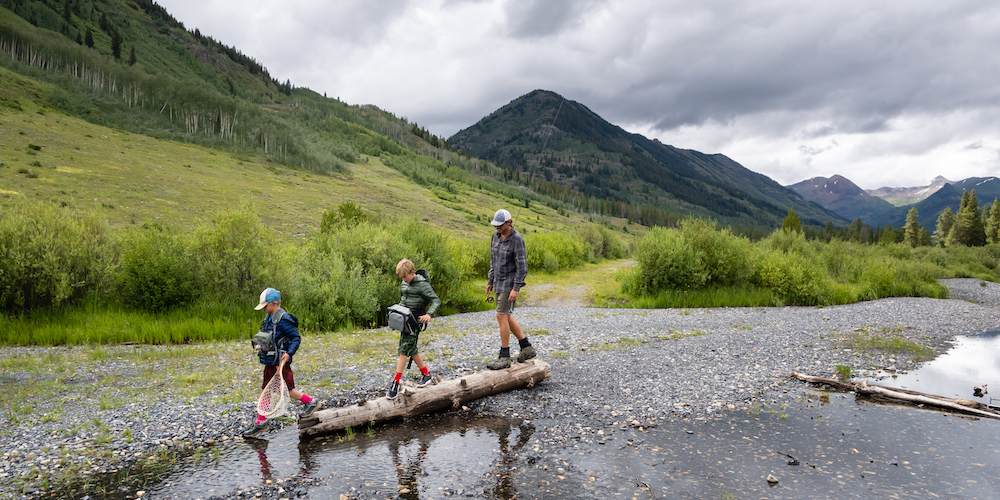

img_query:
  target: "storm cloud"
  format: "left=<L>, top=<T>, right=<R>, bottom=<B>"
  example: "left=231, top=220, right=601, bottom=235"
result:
left=159, top=0, right=1000, bottom=188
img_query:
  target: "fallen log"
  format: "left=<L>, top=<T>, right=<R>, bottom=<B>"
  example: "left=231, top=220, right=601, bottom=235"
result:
left=299, top=359, right=551, bottom=438
left=790, top=371, right=1000, bottom=420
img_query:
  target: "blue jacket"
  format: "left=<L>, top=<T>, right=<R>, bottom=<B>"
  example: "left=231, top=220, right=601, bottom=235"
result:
left=258, top=308, right=301, bottom=367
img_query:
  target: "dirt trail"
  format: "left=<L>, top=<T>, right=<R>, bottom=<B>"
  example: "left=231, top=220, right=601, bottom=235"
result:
left=524, top=284, right=589, bottom=308
left=519, top=259, right=634, bottom=308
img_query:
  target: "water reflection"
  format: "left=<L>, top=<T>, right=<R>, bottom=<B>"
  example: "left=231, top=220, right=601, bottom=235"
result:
left=130, top=414, right=534, bottom=499
left=866, top=331, right=1000, bottom=402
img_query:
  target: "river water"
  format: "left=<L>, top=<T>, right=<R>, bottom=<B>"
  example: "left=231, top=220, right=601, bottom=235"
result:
left=68, top=333, right=1000, bottom=499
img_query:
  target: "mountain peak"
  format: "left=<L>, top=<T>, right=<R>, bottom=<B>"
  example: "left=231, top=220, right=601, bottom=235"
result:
left=450, top=92, right=848, bottom=227
left=868, top=176, right=954, bottom=206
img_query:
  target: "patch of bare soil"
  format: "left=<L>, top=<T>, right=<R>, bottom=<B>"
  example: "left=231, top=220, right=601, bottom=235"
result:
left=523, top=284, right=589, bottom=308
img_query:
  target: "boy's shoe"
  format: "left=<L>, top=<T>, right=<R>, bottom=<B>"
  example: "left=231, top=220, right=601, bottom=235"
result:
left=417, top=374, right=433, bottom=387
left=387, top=380, right=400, bottom=399
left=241, top=421, right=270, bottom=438
left=300, top=400, right=321, bottom=418
left=486, top=356, right=512, bottom=370
left=516, top=345, right=536, bottom=363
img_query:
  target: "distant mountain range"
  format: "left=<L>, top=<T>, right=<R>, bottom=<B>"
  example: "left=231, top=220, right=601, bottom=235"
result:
left=867, top=176, right=953, bottom=207
left=449, top=90, right=848, bottom=228
left=788, top=175, right=1000, bottom=228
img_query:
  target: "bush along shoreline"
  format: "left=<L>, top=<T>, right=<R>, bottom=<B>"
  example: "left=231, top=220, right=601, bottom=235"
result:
left=618, top=218, right=998, bottom=309
left=0, top=199, right=626, bottom=346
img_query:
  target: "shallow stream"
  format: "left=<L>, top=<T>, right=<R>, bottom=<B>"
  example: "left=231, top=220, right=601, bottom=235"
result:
left=66, top=332, right=1000, bottom=499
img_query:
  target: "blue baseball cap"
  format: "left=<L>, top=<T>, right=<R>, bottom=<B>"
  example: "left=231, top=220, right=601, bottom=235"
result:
left=255, top=288, right=280, bottom=310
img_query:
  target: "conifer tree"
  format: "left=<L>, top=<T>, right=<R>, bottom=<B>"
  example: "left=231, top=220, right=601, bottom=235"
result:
left=128, top=46, right=136, bottom=66
left=903, top=207, right=922, bottom=247
left=782, top=207, right=801, bottom=233
left=85, top=28, right=93, bottom=48
left=948, top=190, right=986, bottom=247
left=919, top=227, right=932, bottom=247
left=987, top=198, right=1000, bottom=244
left=75, top=32, right=82, bottom=45
left=63, top=0, right=72, bottom=23
left=935, top=207, right=955, bottom=247
left=111, top=29, right=122, bottom=60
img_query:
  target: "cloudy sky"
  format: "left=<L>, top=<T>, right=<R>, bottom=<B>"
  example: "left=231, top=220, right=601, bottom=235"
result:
left=159, top=0, right=1000, bottom=189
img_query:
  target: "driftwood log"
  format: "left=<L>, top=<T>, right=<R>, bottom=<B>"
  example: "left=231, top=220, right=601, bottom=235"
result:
left=790, top=371, right=1000, bottom=420
left=299, top=359, right=551, bottom=438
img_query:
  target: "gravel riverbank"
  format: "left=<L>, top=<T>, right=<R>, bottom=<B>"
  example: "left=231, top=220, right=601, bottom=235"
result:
left=1, top=278, right=999, bottom=498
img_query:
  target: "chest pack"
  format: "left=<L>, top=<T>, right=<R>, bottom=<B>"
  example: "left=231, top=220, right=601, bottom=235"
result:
left=387, top=304, right=415, bottom=334
left=251, top=311, right=284, bottom=355
left=387, top=269, right=430, bottom=335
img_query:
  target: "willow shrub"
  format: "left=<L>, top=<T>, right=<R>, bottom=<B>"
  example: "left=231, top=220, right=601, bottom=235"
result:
left=284, top=248, right=383, bottom=331
left=0, top=199, right=117, bottom=311
left=118, top=226, right=198, bottom=311
left=575, top=224, right=625, bottom=261
left=191, top=204, right=284, bottom=302
left=912, top=244, right=1000, bottom=280
left=524, top=232, right=588, bottom=273
left=623, top=222, right=962, bottom=307
left=623, top=218, right=756, bottom=295
left=303, top=218, right=487, bottom=329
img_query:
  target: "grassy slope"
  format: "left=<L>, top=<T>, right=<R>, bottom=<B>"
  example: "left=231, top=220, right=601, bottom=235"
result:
left=0, top=67, right=633, bottom=240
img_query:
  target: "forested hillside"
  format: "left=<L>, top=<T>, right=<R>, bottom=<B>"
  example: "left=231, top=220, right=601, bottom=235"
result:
left=449, top=90, right=849, bottom=229
left=0, top=0, right=607, bottom=223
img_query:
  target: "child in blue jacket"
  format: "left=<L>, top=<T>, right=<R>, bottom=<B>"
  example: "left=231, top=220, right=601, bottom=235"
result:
left=242, top=288, right=321, bottom=438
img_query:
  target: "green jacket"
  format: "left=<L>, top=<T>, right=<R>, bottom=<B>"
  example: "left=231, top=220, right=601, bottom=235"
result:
left=399, top=274, right=441, bottom=317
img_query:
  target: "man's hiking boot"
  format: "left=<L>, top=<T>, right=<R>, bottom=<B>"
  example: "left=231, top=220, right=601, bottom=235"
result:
left=417, top=374, right=433, bottom=387
left=241, top=421, right=270, bottom=439
left=486, top=356, right=512, bottom=370
left=300, top=400, right=321, bottom=418
left=387, top=380, right=400, bottom=399
left=516, top=345, right=536, bottom=363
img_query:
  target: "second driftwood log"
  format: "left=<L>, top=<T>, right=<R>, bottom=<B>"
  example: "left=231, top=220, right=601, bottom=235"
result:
left=790, top=371, right=1000, bottom=420
left=298, top=359, right=551, bottom=438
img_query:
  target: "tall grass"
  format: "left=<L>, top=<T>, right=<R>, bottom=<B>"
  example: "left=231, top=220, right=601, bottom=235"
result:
left=2, top=301, right=254, bottom=345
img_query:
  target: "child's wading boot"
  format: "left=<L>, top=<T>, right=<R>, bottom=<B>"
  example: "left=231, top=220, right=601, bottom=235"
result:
left=516, top=345, right=536, bottom=363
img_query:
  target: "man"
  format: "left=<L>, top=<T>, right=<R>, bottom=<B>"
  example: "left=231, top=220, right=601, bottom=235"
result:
left=485, top=208, right=536, bottom=369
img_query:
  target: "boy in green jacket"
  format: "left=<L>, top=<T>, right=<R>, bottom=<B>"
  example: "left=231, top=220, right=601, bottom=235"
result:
left=388, top=259, right=441, bottom=399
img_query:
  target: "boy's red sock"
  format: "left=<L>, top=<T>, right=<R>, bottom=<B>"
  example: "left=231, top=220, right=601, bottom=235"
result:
left=420, top=366, right=430, bottom=376
left=300, top=394, right=313, bottom=404
left=393, top=372, right=403, bottom=382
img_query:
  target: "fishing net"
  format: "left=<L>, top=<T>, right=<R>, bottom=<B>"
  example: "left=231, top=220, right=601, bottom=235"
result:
left=257, top=370, right=289, bottom=418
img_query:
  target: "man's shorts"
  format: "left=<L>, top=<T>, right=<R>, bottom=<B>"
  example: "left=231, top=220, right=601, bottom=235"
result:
left=398, top=332, right=419, bottom=357
left=262, top=364, right=295, bottom=390
left=495, top=290, right=516, bottom=315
